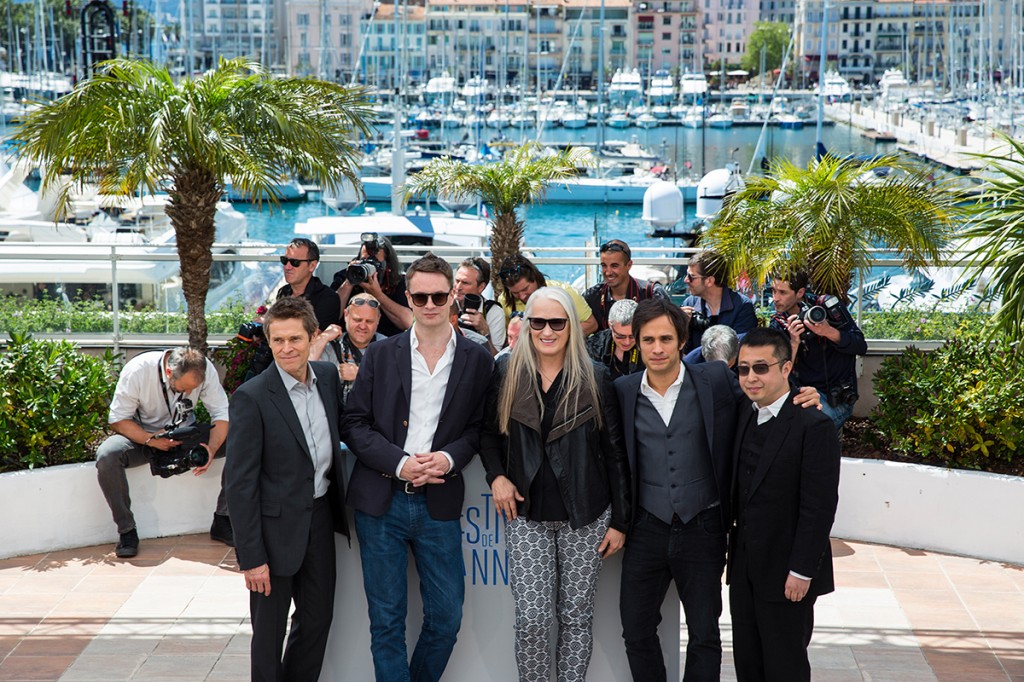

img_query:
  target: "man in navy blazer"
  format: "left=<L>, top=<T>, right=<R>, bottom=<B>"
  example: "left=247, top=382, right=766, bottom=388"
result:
left=615, top=299, right=819, bottom=681
left=226, top=297, right=349, bottom=682
left=728, top=328, right=840, bottom=682
left=342, top=253, right=493, bottom=682
left=681, top=249, right=757, bottom=353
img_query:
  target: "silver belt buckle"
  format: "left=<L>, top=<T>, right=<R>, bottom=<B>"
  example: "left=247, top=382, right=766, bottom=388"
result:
left=403, top=480, right=416, bottom=494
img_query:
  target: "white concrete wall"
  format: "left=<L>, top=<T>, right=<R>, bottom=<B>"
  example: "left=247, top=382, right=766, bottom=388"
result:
left=833, top=458, right=1024, bottom=566
left=0, top=459, right=225, bottom=559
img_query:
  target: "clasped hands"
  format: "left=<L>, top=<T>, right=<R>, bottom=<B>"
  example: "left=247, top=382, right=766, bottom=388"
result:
left=399, top=451, right=451, bottom=488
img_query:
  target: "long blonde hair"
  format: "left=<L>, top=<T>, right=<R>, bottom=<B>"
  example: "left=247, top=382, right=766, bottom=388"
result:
left=497, top=286, right=602, bottom=435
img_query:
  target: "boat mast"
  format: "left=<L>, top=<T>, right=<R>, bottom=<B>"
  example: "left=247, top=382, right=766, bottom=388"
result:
left=596, top=0, right=606, bottom=149
left=815, top=0, right=829, bottom=151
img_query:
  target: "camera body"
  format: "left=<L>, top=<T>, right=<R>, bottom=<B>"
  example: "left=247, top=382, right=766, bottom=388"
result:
left=798, top=294, right=854, bottom=330
left=458, top=293, right=484, bottom=331
left=148, top=398, right=213, bottom=478
left=689, top=310, right=711, bottom=336
left=237, top=321, right=264, bottom=344
left=346, top=257, right=386, bottom=286
left=827, top=382, right=859, bottom=408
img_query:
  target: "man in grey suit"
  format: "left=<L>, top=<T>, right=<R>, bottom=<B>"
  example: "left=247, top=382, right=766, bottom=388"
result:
left=226, top=297, right=349, bottom=682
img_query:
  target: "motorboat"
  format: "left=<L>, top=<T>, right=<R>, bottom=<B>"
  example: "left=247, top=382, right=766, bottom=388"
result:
left=423, top=71, right=457, bottom=104
left=879, top=69, right=911, bottom=102
left=606, top=110, right=631, bottom=128
left=634, top=112, right=660, bottom=129
left=608, top=69, right=644, bottom=107
left=818, top=71, right=853, bottom=102
left=649, top=70, right=676, bottom=105
left=679, top=72, right=709, bottom=97
left=730, top=97, right=750, bottom=120
left=706, top=113, right=734, bottom=129
left=775, top=113, right=804, bottom=130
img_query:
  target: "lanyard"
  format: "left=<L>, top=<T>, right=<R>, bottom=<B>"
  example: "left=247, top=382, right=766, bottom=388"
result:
left=155, top=352, right=181, bottom=422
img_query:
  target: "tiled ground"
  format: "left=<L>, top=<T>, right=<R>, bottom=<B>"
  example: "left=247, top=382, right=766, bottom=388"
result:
left=0, top=535, right=1022, bottom=681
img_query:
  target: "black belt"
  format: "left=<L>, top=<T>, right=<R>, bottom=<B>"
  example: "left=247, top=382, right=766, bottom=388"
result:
left=391, top=478, right=426, bottom=495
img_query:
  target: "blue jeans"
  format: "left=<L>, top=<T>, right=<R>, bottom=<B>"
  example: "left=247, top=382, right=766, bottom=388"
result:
left=355, top=491, right=465, bottom=682
left=620, top=507, right=727, bottom=682
left=817, top=390, right=855, bottom=431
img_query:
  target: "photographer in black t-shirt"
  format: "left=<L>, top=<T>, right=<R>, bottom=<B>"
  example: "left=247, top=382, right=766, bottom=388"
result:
left=333, top=233, right=412, bottom=337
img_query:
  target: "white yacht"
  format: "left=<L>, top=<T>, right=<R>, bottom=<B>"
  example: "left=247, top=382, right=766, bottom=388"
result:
left=608, top=69, right=644, bottom=107
left=649, top=69, right=676, bottom=105
left=423, top=71, right=457, bottom=104
left=818, top=71, right=853, bottom=102
left=460, top=76, right=492, bottom=102
left=679, top=72, right=709, bottom=97
left=878, top=69, right=911, bottom=102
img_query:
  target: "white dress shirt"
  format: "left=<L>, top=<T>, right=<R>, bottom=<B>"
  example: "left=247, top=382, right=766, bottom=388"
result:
left=638, top=366, right=687, bottom=426
left=397, top=327, right=457, bottom=479
left=276, top=363, right=333, bottom=498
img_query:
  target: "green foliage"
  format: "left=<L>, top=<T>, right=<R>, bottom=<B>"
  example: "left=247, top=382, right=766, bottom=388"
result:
left=872, top=334, right=1024, bottom=469
left=0, top=335, right=121, bottom=472
left=858, top=310, right=990, bottom=340
left=702, top=154, right=961, bottom=301
left=741, top=22, right=791, bottom=75
left=962, top=133, right=1024, bottom=346
left=0, top=296, right=252, bottom=336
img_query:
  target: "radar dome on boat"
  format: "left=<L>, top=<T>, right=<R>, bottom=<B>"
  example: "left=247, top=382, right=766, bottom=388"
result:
left=695, top=163, right=744, bottom=220
left=642, top=181, right=683, bottom=228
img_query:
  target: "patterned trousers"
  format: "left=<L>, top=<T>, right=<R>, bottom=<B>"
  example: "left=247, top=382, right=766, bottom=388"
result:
left=506, top=507, right=611, bottom=682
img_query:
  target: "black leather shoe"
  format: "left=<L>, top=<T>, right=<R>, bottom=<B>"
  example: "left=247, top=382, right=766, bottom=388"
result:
left=115, top=529, right=139, bottom=558
left=210, top=514, right=234, bottom=547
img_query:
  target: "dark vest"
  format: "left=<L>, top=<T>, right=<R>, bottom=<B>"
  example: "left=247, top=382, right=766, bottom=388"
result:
left=635, top=375, right=718, bottom=524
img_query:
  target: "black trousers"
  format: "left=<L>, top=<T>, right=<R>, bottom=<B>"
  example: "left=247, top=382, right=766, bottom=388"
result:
left=728, top=543, right=816, bottom=682
left=249, top=496, right=337, bottom=682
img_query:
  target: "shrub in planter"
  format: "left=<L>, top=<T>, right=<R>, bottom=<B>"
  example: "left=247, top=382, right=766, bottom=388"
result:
left=0, top=334, right=121, bottom=472
left=872, top=333, right=1024, bottom=469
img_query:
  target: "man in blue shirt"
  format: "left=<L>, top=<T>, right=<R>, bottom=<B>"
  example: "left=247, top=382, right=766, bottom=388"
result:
left=681, top=250, right=757, bottom=353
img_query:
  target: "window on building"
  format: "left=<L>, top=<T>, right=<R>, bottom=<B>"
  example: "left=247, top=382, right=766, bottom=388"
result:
left=865, top=39, right=870, bottom=49
left=300, top=32, right=307, bottom=47
left=297, top=13, right=309, bottom=26
left=663, top=15, right=671, bottom=24
left=662, top=32, right=671, bottom=39
left=324, top=14, right=331, bottom=26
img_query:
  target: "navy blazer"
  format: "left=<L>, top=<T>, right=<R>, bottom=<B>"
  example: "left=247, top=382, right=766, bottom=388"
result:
left=341, top=330, right=494, bottom=521
left=226, top=361, right=348, bottom=575
left=682, top=286, right=758, bottom=352
left=614, top=361, right=744, bottom=530
left=727, top=398, right=840, bottom=601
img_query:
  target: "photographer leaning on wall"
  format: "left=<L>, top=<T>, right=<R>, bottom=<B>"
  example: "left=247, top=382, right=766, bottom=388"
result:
left=96, top=347, right=231, bottom=558
left=768, top=270, right=868, bottom=431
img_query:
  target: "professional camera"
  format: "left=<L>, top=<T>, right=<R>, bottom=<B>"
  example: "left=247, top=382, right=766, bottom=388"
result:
left=147, top=398, right=213, bottom=478
left=689, top=310, right=711, bottom=336
left=827, top=382, right=859, bottom=408
left=798, top=295, right=854, bottom=330
left=458, top=293, right=485, bottom=331
left=236, top=321, right=264, bottom=344
left=346, top=258, right=386, bottom=285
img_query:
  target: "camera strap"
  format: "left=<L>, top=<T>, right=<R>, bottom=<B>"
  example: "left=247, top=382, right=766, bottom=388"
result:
left=156, top=353, right=182, bottom=424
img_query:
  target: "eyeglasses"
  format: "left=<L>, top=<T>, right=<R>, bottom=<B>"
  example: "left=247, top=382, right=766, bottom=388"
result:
left=528, top=317, right=568, bottom=332
left=684, top=273, right=705, bottom=281
left=600, top=242, right=629, bottom=255
left=611, top=331, right=635, bottom=342
left=408, top=291, right=451, bottom=307
left=499, top=264, right=523, bottom=281
left=737, top=361, right=782, bottom=377
left=280, top=256, right=315, bottom=267
left=348, top=298, right=380, bottom=309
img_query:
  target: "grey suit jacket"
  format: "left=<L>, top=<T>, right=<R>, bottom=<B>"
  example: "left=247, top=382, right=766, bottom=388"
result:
left=226, top=361, right=349, bottom=575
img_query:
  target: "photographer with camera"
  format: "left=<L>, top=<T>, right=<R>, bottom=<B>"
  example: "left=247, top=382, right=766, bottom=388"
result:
left=769, top=270, right=868, bottom=430
left=582, top=240, right=670, bottom=332
left=454, top=257, right=507, bottom=352
left=585, top=298, right=645, bottom=378
left=333, top=232, right=412, bottom=337
left=311, top=293, right=386, bottom=408
left=97, top=347, right=231, bottom=558
left=680, top=250, right=757, bottom=353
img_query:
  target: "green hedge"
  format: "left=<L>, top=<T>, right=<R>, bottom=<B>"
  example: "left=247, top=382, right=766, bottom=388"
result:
left=0, top=335, right=121, bottom=472
left=0, top=296, right=252, bottom=335
left=872, top=334, right=1024, bottom=470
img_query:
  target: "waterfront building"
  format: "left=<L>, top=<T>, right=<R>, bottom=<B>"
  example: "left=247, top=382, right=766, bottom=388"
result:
left=202, top=0, right=285, bottom=67
left=358, top=2, right=427, bottom=87
left=700, top=0, right=757, bottom=69
left=632, top=0, right=701, bottom=76
left=285, top=0, right=368, bottom=79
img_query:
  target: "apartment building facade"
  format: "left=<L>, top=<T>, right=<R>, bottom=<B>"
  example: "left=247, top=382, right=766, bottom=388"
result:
left=284, top=0, right=368, bottom=78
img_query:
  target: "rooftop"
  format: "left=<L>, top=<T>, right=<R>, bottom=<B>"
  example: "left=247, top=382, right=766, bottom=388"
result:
left=0, top=535, right=1022, bottom=680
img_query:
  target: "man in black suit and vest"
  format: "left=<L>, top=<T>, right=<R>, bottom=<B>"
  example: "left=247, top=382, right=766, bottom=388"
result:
left=728, top=328, right=841, bottom=682
left=226, top=296, right=349, bottom=682
left=342, top=253, right=493, bottom=682
left=615, top=299, right=820, bottom=681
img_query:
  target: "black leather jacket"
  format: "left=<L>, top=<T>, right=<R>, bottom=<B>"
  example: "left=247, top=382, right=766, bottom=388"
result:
left=480, top=355, right=631, bottom=532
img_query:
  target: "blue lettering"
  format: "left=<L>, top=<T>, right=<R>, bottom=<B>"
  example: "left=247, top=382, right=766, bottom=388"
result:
left=464, top=506, right=480, bottom=544
left=470, top=548, right=510, bottom=586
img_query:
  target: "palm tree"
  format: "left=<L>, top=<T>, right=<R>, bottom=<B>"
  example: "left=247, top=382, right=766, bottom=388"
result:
left=962, top=134, right=1024, bottom=343
left=13, top=57, right=372, bottom=353
left=701, top=153, right=961, bottom=300
left=400, top=142, right=590, bottom=284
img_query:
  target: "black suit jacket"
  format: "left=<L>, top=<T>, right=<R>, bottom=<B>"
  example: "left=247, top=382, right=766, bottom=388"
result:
left=226, top=361, right=349, bottom=575
left=341, top=330, right=493, bottom=520
left=727, top=398, right=841, bottom=601
left=614, top=361, right=744, bottom=530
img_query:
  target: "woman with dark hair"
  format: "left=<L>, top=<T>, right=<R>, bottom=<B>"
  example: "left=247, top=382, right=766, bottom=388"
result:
left=481, top=286, right=630, bottom=682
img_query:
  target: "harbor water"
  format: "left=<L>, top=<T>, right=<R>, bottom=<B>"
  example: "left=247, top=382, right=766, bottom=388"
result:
left=237, top=121, right=896, bottom=283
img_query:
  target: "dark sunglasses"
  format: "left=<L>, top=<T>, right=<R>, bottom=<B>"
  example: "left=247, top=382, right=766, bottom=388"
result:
left=408, top=291, right=451, bottom=307
left=737, top=361, right=782, bottom=377
left=499, top=264, right=523, bottom=281
left=600, top=241, right=628, bottom=255
left=528, top=317, right=568, bottom=332
left=280, top=256, right=315, bottom=267
left=348, top=298, right=380, bottom=309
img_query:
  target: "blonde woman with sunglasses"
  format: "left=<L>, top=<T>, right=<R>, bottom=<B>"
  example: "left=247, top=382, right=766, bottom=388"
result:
left=480, top=286, right=631, bottom=682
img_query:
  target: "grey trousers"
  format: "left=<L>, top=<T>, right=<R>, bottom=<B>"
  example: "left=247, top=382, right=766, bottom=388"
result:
left=95, top=434, right=228, bottom=535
